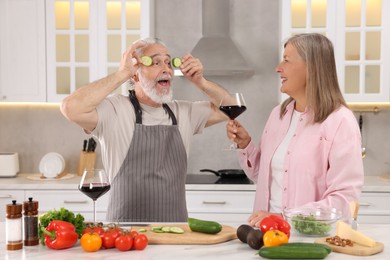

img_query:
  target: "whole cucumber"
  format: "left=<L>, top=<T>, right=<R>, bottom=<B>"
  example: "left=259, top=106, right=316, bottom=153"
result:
left=281, top=242, right=332, bottom=254
left=259, top=244, right=330, bottom=259
left=187, top=217, right=222, bottom=234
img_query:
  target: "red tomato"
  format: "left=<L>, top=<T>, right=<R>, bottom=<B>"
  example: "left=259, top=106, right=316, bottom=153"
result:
left=101, top=228, right=122, bottom=249
left=133, top=234, right=148, bottom=250
left=83, top=226, right=105, bottom=237
left=115, top=233, right=133, bottom=251
left=130, top=230, right=139, bottom=238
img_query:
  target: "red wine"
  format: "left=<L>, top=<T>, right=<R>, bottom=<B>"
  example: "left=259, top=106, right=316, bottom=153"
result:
left=79, top=183, right=111, bottom=201
left=219, top=105, right=247, bottom=119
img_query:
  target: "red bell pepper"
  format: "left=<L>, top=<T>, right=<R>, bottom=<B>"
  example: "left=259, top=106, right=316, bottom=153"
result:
left=260, top=215, right=291, bottom=237
left=42, top=220, right=78, bottom=249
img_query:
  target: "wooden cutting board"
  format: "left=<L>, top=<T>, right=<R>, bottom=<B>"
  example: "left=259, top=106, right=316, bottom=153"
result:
left=131, top=224, right=237, bottom=245
left=315, top=238, right=384, bottom=256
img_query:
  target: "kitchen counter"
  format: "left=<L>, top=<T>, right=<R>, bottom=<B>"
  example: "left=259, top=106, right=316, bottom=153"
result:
left=1, top=173, right=389, bottom=192
left=0, top=222, right=387, bottom=260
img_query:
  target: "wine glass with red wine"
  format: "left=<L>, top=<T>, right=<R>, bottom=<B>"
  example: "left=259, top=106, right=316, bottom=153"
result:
left=219, top=92, right=247, bottom=150
left=79, top=168, right=110, bottom=223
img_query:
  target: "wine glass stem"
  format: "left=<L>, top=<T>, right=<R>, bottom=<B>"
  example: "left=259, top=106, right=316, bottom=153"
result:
left=93, top=200, right=96, bottom=223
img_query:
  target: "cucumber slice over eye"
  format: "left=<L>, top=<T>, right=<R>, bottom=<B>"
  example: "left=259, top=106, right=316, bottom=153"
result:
left=141, top=56, right=153, bottom=66
left=172, top=57, right=182, bottom=68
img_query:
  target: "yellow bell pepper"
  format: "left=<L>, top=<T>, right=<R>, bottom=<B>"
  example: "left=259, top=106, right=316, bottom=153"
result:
left=263, top=230, right=289, bottom=247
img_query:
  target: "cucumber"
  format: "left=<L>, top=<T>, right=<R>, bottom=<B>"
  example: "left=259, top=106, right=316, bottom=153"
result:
left=258, top=243, right=331, bottom=259
left=187, top=217, right=222, bottom=234
left=172, top=57, right=182, bottom=68
left=281, top=242, right=332, bottom=254
left=141, top=56, right=153, bottom=66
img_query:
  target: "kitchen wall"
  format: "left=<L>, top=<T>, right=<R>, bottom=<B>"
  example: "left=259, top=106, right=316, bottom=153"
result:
left=0, top=0, right=389, bottom=177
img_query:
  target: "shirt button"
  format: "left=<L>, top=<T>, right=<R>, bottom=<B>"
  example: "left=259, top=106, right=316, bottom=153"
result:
left=283, top=188, right=287, bottom=191
left=299, top=118, right=303, bottom=121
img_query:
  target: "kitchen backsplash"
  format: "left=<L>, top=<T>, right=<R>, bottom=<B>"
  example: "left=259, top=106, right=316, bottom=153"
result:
left=1, top=0, right=389, bottom=177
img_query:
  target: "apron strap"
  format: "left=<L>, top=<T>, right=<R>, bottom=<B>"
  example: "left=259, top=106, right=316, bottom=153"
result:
left=128, top=89, right=177, bottom=125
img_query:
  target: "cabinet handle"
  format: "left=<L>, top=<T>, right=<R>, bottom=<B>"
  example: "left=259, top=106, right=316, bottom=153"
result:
left=202, top=201, right=226, bottom=205
left=64, top=200, right=89, bottom=204
left=0, top=194, right=12, bottom=198
left=359, top=202, right=371, bottom=207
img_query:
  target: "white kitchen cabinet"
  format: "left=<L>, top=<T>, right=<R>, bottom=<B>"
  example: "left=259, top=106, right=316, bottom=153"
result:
left=357, top=192, right=390, bottom=224
left=45, top=0, right=154, bottom=103
left=0, top=0, right=46, bottom=102
left=0, top=0, right=153, bottom=103
left=0, top=190, right=25, bottom=221
left=186, top=190, right=255, bottom=223
left=25, top=190, right=109, bottom=222
left=281, top=0, right=390, bottom=103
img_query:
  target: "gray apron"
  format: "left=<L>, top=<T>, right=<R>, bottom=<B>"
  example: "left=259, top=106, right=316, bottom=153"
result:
left=106, top=90, right=188, bottom=222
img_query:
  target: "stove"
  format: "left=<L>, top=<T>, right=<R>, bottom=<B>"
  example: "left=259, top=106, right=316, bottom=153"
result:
left=185, top=174, right=254, bottom=185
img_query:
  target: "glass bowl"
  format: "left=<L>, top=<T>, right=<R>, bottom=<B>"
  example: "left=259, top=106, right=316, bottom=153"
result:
left=283, top=207, right=342, bottom=237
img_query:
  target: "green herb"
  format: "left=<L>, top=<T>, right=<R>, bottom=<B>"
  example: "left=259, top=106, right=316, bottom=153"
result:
left=38, top=207, right=85, bottom=245
left=291, top=214, right=332, bottom=236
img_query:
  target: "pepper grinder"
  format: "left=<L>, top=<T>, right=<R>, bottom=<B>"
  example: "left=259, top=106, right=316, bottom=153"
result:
left=6, top=200, right=23, bottom=250
left=23, top=197, right=39, bottom=246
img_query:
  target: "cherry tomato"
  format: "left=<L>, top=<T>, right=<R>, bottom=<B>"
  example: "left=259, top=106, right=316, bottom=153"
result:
left=80, top=232, right=102, bottom=252
left=130, top=230, right=139, bottom=238
left=83, top=226, right=105, bottom=237
left=101, top=228, right=122, bottom=249
left=115, top=233, right=133, bottom=251
left=133, top=234, right=148, bottom=250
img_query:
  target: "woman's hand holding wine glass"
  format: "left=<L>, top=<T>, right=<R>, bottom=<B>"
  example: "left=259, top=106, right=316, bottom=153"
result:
left=219, top=93, right=247, bottom=150
left=79, top=168, right=111, bottom=223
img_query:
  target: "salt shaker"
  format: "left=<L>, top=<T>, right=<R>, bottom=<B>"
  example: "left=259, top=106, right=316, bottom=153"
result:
left=23, top=197, right=39, bottom=246
left=6, top=200, right=23, bottom=250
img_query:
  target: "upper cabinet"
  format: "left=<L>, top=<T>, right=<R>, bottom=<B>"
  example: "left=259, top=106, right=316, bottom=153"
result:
left=0, top=0, right=46, bottom=102
left=281, top=0, right=390, bottom=103
left=0, top=0, right=153, bottom=103
left=46, top=0, right=154, bottom=102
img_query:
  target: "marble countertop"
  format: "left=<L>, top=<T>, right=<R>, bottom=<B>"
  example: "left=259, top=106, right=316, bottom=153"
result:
left=0, top=222, right=388, bottom=260
left=0, top=173, right=389, bottom=192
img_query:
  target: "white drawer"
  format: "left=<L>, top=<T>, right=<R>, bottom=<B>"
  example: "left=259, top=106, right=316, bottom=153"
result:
left=25, top=190, right=110, bottom=214
left=186, top=191, right=254, bottom=214
left=0, top=190, right=24, bottom=221
left=359, top=192, right=390, bottom=216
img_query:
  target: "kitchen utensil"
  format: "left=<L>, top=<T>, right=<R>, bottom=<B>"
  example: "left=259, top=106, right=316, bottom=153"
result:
left=131, top=223, right=237, bottom=245
left=350, top=201, right=359, bottom=230
left=200, top=169, right=247, bottom=179
left=39, top=152, right=65, bottom=178
left=359, top=114, right=366, bottom=159
left=0, top=152, right=19, bottom=177
left=315, top=238, right=384, bottom=256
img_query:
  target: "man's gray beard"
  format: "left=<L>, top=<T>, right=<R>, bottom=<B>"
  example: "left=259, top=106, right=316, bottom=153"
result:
left=139, top=75, right=173, bottom=104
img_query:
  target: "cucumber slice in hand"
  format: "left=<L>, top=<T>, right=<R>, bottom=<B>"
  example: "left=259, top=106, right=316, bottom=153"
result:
left=172, top=57, right=182, bottom=68
left=141, top=56, right=153, bottom=66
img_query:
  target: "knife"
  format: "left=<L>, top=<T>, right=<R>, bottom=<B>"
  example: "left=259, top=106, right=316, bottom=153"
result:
left=83, top=139, right=87, bottom=152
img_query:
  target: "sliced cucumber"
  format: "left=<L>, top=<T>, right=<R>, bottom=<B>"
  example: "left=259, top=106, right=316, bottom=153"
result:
left=151, top=226, right=184, bottom=234
left=169, top=227, right=185, bottom=234
left=172, top=57, right=182, bottom=68
left=141, top=56, right=153, bottom=66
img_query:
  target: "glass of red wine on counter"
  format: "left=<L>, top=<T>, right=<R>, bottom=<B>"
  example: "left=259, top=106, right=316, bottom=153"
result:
left=79, top=168, right=111, bottom=223
left=219, top=92, right=247, bottom=150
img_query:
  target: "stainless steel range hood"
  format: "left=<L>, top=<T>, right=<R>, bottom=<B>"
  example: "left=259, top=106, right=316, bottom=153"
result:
left=191, top=0, right=254, bottom=77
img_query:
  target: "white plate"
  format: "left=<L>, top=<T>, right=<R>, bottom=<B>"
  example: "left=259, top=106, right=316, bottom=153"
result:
left=39, top=152, right=65, bottom=178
